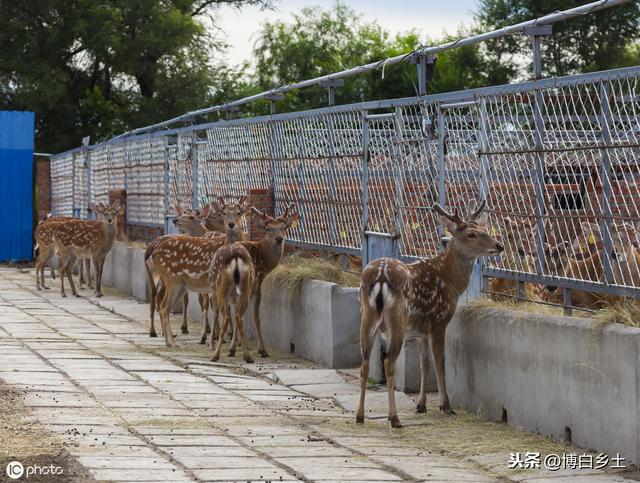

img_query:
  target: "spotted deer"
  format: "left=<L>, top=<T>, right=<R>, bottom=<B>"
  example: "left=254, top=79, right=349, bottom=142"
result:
left=145, top=204, right=221, bottom=338
left=208, top=244, right=255, bottom=362
left=53, top=201, right=123, bottom=298
left=208, top=204, right=299, bottom=360
left=356, top=201, right=503, bottom=428
left=146, top=197, right=250, bottom=347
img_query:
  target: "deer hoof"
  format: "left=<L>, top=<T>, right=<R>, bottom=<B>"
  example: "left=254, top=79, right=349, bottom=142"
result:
left=43, top=285, right=50, bottom=290
left=149, top=330, right=157, bottom=338
left=258, top=349, right=269, bottom=358
left=61, top=292, right=67, bottom=298
left=36, top=286, right=42, bottom=291
left=228, top=349, right=236, bottom=357
left=210, top=354, right=220, bottom=362
left=244, top=355, right=254, bottom=363
left=181, top=327, right=189, bottom=334
left=389, top=415, right=402, bottom=428
left=439, top=405, right=456, bottom=415
left=416, top=403, right=427, bottom=413
left=199, top=337, right=206, bottom=345
left=355, top=415, right=364, bottom=424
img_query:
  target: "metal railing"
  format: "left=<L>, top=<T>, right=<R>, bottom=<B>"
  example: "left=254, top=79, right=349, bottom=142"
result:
left=50, top=0, right=640, bottom=303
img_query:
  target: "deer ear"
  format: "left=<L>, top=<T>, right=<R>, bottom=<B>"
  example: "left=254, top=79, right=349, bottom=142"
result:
left=581, top=222, right=601, bottom=241
left=284, top=212, right=300, bottom=229
left=200, top=204, right=211, bottom=219
left=112, top=200, right=121, bottom=213
left=475, top=212, right=488, bottom=229
left=91, top=203, right=103, bottom=214
left=441, top=216, right=456, bottom=236
left=174, top=205, right=183, bottom=216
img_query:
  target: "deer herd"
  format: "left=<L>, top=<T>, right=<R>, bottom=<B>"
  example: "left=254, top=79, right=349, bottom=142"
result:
left=33, top=197, right=639, bottom=428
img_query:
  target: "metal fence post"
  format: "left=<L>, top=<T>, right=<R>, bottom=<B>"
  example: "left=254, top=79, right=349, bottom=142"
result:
left=71, top=152, right=78, bottom=217
left=191, top=138, right=200, bottom=210
left=163, top=137, right=171, bottom=234
left=325, top=114, right=339, bottom=247
left=296, top=120, right=310, bottom=242
left=392, top=107, right=405, bottom=240
left=437, top=107, right=446, bottom=245
left=361, top=111, right=370, bottom=263
left=598, top=82, right=615, bottom=285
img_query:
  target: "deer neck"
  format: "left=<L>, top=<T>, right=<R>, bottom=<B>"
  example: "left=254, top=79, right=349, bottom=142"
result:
left=183, top=224, right=207, bottom=237
left=225, top=228, right=245, bottom=244
left=439, top=243, right=477, bottom=297
left=102, top=222, right=117, bottom=249
left=257, top=238, right=283, bottom=273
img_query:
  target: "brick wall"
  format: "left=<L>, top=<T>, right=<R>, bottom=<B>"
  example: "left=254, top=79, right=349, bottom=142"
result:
left=126, top=224, right=164, bottom=242
left=247, top=188, right=275, bottom=241
left=35, top=157, right=51, bottom=222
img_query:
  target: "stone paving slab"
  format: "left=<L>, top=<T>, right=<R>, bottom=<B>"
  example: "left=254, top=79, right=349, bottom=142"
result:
left=0, top=269, right=636, bottom=482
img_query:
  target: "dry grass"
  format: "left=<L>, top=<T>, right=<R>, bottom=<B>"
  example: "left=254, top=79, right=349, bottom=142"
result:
left=266, top=252, right=360, bottom=296
left=593, top=299, right=640, bottom=328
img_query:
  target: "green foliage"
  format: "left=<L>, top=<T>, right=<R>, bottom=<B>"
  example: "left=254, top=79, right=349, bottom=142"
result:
left=476, top=0, right=640, bottom=77
left=0, top=0, right=271, bottom=152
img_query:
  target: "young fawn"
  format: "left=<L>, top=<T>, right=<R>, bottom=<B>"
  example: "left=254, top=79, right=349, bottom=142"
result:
left=53, top=201, right=123, bottom=298
left=146, top=197, right=250, bottom=347
left=209, top=204, right=299, bottom=361
left=356, top=200, right=503, bottom=428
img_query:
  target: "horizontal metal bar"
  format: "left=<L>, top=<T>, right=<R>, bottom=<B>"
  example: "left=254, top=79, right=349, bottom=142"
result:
left=287, top=240, right=362, bottom=257
left=440, top=100, right=477, bottom=109
left=365, top=113, right=395, bottom=121
left=482, top=266, right=640, bottom=299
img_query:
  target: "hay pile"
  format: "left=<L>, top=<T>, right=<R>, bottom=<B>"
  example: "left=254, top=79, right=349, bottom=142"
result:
left=266, top=252, right=360, bottom=295
left=593, top=300, right=640, bottom=328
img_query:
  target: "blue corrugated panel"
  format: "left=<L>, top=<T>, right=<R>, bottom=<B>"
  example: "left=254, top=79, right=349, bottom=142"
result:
left=0, top=111, right=35, bottom=262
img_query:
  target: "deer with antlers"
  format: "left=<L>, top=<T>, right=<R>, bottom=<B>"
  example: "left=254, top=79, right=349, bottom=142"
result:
left=356, top=201, right=503, bottom=428
left=146, top=197, right=250, bottom=347
left=52, top=201, right=123, bottom=298
left=209, top=203, right=299, bottom=361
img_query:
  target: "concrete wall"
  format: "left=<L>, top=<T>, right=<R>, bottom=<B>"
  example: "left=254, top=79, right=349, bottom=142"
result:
left=447, top=305, right=640, bottom=466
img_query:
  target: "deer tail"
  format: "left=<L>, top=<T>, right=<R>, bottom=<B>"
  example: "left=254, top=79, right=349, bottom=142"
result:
left=368, top=281, right=394, bottom=337
left=227, top=255, right=249, bottom=296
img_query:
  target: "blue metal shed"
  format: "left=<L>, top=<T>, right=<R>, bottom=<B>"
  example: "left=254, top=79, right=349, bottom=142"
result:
left=0, top=111, right=35, bottom=262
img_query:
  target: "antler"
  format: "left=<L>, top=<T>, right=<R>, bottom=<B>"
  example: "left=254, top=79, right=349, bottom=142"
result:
left=432, top=203, right=464, bottom=226
left=468, top=199, right=486, bottom=221
left=280, top=202, right=296, bottom=219
left=237, top=195, right=248, bottom=207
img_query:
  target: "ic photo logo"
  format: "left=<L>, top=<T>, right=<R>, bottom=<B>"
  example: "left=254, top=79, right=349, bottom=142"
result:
left=6, top=461, right=24, bottom=479
left=5, top=461, right=64, bottom=479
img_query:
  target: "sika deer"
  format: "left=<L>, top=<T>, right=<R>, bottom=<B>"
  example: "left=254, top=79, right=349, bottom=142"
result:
left=53, top=201, right=123, bottom=298
left=208, top=244, right=255, bottom=362
left=208, top=204, right=299, bottom=360
left=356, top=201, right=503, bottom=428
left=147, top=197, right=250, bottom=347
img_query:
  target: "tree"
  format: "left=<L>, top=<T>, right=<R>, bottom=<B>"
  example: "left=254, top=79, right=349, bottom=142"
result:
left=251, top=3, right=510, bottom=115
left=475, top=0, right=640, bottom=77
left=0, top=0, right=271, bottom=152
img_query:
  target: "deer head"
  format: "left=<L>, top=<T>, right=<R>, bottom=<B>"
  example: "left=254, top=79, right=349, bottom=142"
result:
left=92, top=201, right=122, bottom=227
left=584, top=221, right=639, bottom=263
left=251, top=203, right=299, bottom=251
left=501, top=216, right=535, bottom=258
left=433, top=200, right=503, bottom=259
left=210, top=196, right=251, bottom=241
left=172, top=204, right=211, bottom=234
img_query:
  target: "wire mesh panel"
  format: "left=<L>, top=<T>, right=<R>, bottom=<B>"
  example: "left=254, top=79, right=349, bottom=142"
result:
left=50, top=151, right=75, bottom=216
left=125, top=137, right=165, bottom=225
left=90, top=143, right=126, bottom=208
left=72, top=150, right=88, bottom=218
left=167, top=132, right=195, bottom=211
left=396, top=102, right=440, bottom=258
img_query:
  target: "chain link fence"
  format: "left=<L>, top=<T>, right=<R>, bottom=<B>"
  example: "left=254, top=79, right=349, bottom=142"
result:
left=50, top=63, right=640, bottom=302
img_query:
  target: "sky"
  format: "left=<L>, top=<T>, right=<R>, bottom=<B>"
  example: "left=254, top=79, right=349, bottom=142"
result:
left=214, top=0, right=478, bottom=67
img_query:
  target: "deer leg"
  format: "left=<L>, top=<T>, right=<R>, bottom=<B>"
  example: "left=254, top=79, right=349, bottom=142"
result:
left=429, top=327, right=454, bottom=415
left=41, top=249, right=54, bottom=290
left=199, top=294, right=209, bottom=344
left=85, top=258, right=93, bottom=289
left=78, top=259, right=86, bottom=289
left=155, top=283, right=166, bottom=337
left=416, top=336, right=430, bottom=413
left=59, top=252, right=69, bottom=297
left=384, top=332, right=403, bottom=428
left=208, top=296, right=219, bottom=350
left=160, top=285, right=183, bottom=348
left=93, top=256, right=104, bottom=297
left=235, top=301, right=253, bottom=363
left=181, top=293, right=190, bottom=334
left=252, top=290, right=268, bottom=358
left=66, top=253, right=79, bottom=297
left=35, top=249, right=44, bottom=290
left=227, top=304, right=238, bottom=357
left=212, top=304, right=231, bottom=361
left=356, top=322, right=375, bottom=424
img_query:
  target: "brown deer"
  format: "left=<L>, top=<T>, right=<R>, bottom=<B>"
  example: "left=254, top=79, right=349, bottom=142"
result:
left=488, top=216, right=538, bottom=300
left=208, top=244, right=255, bottom=362
left=145, top=204, right=221, bottom=338
left=356, top=201, right=503, bottom=428
left=208, top=204, right=299, bottom=360
left=52, top=201, right=123, bottom=298
left=146, top=197, right=250, bottom=347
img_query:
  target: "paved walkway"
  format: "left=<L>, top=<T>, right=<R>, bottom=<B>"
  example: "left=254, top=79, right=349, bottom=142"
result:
left=0, top=268, right=634, bottom=482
